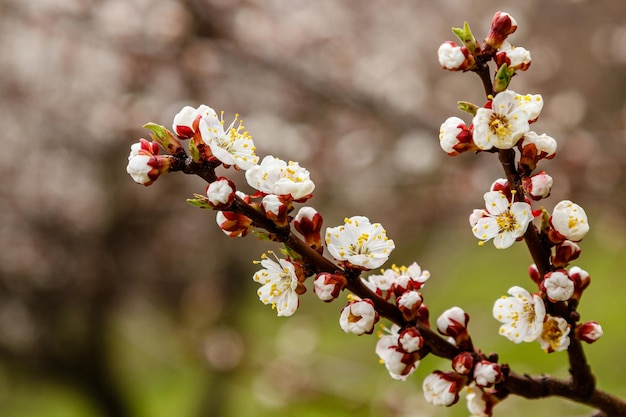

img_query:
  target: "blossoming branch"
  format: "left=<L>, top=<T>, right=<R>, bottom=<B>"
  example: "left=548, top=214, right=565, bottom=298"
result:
left=126, top=11, right=626, bottom=417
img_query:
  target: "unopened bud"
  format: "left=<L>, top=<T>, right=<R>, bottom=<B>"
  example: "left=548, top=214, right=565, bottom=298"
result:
left=437, top=307, right=471, bottom=349
left=262, top=194, right=289, bottom=226
left=313, top=272, right=346, bottom=302
left=294, top=206, right=323, bottom=253
left=552, top=240, right=581, bottom=268
left=339, top=299, right=379, bottom=335
left=550, top=201, right=589, bottom=242
left=576, top=321, right=603, bottom=344
left=484, top=11, right=517, bottom=51
left=473, top=361, right=503, bottom=387
left=396, top=290, right=423, bottom=321
left=423, top=371, right=465, bottom=407
left=398, top=327, right=423, bottom=353
left=524, top=171, right=553, bottom=201
left=438, top=42, right=476, bottom=71
left=541, top=270, right=574, bottom=302
left=452, top=352, right=474, bottom=375
left=206, top=177, right=236, bottom=209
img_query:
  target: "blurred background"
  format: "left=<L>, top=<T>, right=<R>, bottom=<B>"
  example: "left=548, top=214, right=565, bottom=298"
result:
left=1, top=0, right=626, bottom=416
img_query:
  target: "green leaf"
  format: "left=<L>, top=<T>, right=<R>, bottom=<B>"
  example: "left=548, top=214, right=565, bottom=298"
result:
left=493, top=63, right=515, bottom=93
left=186, top=193, right=211, bottom=209
left=452, top=21, right=480, bottom=54
left=458, top=101, right=479, bottom=116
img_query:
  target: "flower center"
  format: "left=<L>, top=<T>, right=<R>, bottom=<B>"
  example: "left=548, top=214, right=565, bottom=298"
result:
left=348, top=233, right=371, bottom=255
left=522, top=301, right=536, bottom=324
left=348, top=310, right=361, bottom=323
left=541, top=318, right=565, bottom=350
left=496, top=211, right=517, bottom=232
left=489, top=114, right=511, bottom=138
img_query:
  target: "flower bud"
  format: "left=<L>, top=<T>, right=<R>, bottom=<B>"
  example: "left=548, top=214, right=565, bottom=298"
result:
left=528, top=263, right=542, bottom=285
left=439, top=117, right=476, bottom=155
left=216, top=204, right=253, bottom=237
left=490, top=178, right=509, bottom=193
left=375, top=328, right=420, bottom=381
left=313, top=272, right=346, bottom=302
left=452, top=352, right=474, bottom=375
left=126, top=139, right=175, bottom=186
left=552, top=240, right=581, bottom=268
left=172, top=106, right=201, bottom=139
left=391, top=262, right=431, bottom=294
left=206, top=177, right=236, bottom=209
left=437, top=307, right=471, bottom=349
left=339, top=299, right=379, bottom=335
left=437, top=41, right=476, bottom=71
left=422, top=371, right=465, bottom=407
left=466, top=385, right=498, bottom=417
left=523, top=171, right=553, bottom=201
left=550, top=200, right=589, bottom=242
left=576, top=321, right=603, bottom=344
left=568, top=266, right=590, bottom=301
left=484, top=11, right=517, bottom=51
left=519, top=132, right=557, bottom=171
left=261, top=194, right=289, bottom=226
left=396, top=290, right=423, bottom=321
left=398, top=326, right=423, bottom=353
left=473, top=361, right=503, bottom=387
left=294, top=206, right=323, bottom=253
left=495, top=41, right=531, bottom=71
left=541, top=270, right=574, bottom=302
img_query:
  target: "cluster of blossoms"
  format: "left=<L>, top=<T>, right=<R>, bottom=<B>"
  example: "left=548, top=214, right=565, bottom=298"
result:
left=427, top=11, right=603, bottom=415
left=125, top=10, right=616, bottom=417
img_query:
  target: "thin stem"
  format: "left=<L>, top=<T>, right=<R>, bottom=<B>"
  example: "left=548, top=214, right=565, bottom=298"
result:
left=498, top=148, right=552, bottom=276
left=504, top=371, right=626, bottom=416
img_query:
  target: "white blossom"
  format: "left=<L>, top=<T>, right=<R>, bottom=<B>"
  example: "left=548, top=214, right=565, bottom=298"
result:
left=493, top=286, right=546, bottom=343
left=325, top=216, right=395, bottom=270
left=472, top=90, right=543, bottom=150
left=198, top=107, right=259, bottom=170
left=538, top=316, right=571, bottom=353
left=471, top=190, right=533, bottom=249
left=252, top=253, right=300, bottom=317
left=245, top=155, right=315, bottom=199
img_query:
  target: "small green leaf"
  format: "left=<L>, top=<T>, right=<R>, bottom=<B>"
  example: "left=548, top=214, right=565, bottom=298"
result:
left=186, top=193, right=211, bottom=209
left=493, top=63, right=515, bottom=93
left=458, top=101, right=479, bottom=116
left=452, top=21, right=480, bottom=54
left=253, top=230, right=272, bottom=241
